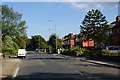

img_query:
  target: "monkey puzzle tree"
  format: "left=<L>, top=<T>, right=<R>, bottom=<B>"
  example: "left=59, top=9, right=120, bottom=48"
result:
left=80, top=9, right=109, bottom=48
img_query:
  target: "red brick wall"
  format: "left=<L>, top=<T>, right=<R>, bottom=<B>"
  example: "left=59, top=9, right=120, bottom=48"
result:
left=112, top=27, right=120, bottom=46
left=82, top=40, right=94, bottom=47
left=70, top=39, right=74, bottom=47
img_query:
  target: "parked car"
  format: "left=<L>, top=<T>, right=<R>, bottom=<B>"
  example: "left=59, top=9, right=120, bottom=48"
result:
left=36, top=49, right=40, bottom=52
left=103, top=46, right=120, bottom=52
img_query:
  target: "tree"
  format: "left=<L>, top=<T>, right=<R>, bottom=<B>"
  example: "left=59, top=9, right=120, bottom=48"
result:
left=2, top=36, right=13, bottom=49
left=2, top=35, right=19, bottom=55
left=26, top=38, right=32, bottom=50
left=0, top=5, right=2, bottom=53
left=2, top=5, right=27, bottom=38
left=48, top=34, right=62, bottom=52
left=13, top=35, right=28, bottom=49
left=80, top=9, right=109, bottom=48
left=31, top=35, right=48, bottom=50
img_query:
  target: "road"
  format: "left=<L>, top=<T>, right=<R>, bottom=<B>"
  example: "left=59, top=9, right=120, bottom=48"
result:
left=14, top=51, right=119, bottom=80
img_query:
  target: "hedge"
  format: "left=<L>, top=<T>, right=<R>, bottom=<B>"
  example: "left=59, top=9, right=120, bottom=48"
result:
left=2, top=48, right=17, bottom=55
left=102, top=49, right=120, bottom=56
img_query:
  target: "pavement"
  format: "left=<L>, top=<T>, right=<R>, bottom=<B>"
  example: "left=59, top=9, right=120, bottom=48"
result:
left=0, top=57, right=21, bottom=79
left=54, top=54, right=120, bottom=69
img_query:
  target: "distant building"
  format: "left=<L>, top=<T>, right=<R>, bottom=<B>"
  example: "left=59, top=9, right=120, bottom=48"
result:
left=62, top=33, right=75, bottom=49
left=62, top=33, right=94, bottom=49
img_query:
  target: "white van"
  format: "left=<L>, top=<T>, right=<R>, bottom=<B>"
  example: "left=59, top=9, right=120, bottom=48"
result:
left=17, top=49, right=26, bottom=58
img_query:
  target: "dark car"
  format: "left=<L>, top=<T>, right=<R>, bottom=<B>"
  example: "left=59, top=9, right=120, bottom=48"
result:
left=104, top=46, right=120, bottom=52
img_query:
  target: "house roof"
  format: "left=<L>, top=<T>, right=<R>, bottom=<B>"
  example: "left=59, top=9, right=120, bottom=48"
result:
left=112, top=21, right=120, bottom=29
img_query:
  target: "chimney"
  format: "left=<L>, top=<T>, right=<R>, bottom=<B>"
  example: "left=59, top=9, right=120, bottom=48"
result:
left=116, top=16, right=120, bottom=21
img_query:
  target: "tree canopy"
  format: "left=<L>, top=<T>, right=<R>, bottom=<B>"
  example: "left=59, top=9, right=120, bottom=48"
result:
left=2, top=4, right=28, bottom=53
left=30, top=35, right=48, bottom=50
left=48, top=34, right=62, bottom=52
left=2, top=5, right=27, bottom=38
left=80, top=9, right=109, bottom=48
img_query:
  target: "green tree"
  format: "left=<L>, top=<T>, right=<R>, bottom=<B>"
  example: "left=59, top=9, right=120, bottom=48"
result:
left=13, top=35, right=28, bottom=49
left=80, top=9, right=109, bottom=48
left=2, top=5, right=27, bottom=38
left=48, top=34, right=62, bottom=52
left=2, top=36, right=13, bottom=49
left=2, top=35, right=18, bottom=55
left=31, top=35, right=48, bottom=50
left=0, top=5, right=2, bottom=53
left=26, top=38, right=32, bottom=50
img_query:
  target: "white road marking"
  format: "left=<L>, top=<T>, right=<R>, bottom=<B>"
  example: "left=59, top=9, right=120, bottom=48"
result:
left=12, top=59, right=21, bottom=78
left=75, top=71, right=84, bottom=75
left=13, top=67, right=19, bottom=78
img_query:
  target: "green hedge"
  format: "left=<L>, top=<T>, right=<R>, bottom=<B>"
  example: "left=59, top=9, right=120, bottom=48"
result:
left=102, top=49, right=120, bottom=56
left=2, top=48, right=17, bottom=55
left=61, top=48, right=120, bottom=56
left=61, top=47, right=88, bottom=56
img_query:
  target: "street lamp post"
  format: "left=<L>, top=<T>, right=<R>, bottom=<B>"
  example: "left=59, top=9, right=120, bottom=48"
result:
left=48, top=19, right=57, bottom=53
left=55, top=25, right=57, bottom=53
left=38, top=37, right=40, bottom=52
left=48, top=20, right=52, bottom=53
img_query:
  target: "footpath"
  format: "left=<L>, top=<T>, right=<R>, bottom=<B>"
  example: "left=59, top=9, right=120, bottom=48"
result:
left=0, top=57, right=21, bottom=79
left=54, top=54, right=120, bottom=69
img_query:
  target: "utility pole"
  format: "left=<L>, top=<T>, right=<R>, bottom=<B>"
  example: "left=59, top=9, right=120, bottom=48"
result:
left=48, top=28, right=51, bottom=53
left=55, top=25, right=57, bottom=53
left=48, top=20, right=52, bottom=53
left=38, top=37, right=40, bottom=52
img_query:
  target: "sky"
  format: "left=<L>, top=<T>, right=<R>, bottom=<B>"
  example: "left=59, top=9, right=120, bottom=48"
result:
left=2, top=1, right=119, bottom=40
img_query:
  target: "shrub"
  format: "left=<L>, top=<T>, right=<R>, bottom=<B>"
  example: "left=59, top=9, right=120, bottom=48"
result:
left=13, top=42, right=19, bottom=54
left=102, top=49, right=120, bottom=56
left=69, top=47, right=88, bottom=56
left=75, top=48, right=88, bottom=56
left=2, top=48, right=15, bottom=55
left=87, top=48, right=102, bottom=56
left=2, top=36, right=19, bottom=55
left=102, top=49, right=112, bottom=55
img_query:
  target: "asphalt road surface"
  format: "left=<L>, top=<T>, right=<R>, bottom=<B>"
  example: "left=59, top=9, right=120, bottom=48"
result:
left=11, top=51, right=120, bottom=80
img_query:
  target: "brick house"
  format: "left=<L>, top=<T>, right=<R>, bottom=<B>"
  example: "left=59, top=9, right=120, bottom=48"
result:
left=73, top=34, right=82, bottom=48
left=62, top=33, right=94, bottom=49
left=112, top=16, right=120, bottom=46
left=62, top=33, right=75, bottom=49
left=82, top=39, right=94, bottom=48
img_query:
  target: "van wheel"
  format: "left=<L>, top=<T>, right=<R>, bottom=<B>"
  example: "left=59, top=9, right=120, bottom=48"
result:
left=23, top=56, right=26, bottom=59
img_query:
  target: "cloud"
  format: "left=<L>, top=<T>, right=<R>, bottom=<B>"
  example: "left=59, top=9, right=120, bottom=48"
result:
left=71, top=2, right=88, bottom=9
left=68, top=2, right=117, bottom=12
left=2, top=0, right=120, bottom=2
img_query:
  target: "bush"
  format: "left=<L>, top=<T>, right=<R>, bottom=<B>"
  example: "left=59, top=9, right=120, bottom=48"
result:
left=2, top=36, right=19, bottom=55
left=102, top=49, right=120, bottom=56
left=61, top=49, right=70, bottom=55
left=87, top=48, right=102, bottom=56
left=13, top=42, right=19, bottom=54
left=75, top=48, right=88, bottom=56
left=2, top=48, right=16, bottom=55
left=69, top=47, right=88, bottom=56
